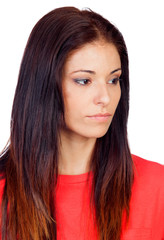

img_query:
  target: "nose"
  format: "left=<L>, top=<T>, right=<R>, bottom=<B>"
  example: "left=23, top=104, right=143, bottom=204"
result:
left=93, top=82, right=110, bottom=106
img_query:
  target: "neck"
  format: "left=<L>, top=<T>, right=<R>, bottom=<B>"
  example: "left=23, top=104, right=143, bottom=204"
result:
left=58, top=129, right=96, bottom=175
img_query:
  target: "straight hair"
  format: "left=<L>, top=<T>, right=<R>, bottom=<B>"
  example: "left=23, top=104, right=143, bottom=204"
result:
left=0, top=7, right=133, bottom=240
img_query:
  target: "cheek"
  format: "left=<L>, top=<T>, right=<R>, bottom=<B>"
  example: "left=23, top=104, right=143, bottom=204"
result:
left=112, top=85, right=121, bottom=110
left=63, top=90, right=83, bottom=117
left=117, top=86, right=121, bottom=104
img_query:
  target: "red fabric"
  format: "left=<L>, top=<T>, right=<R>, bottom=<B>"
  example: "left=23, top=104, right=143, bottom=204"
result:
left=56, top=155, right=164, bottom=240
left=121, top=155, right=164, bottom=240
left=55, top=171, right=97, bottom=240
left=0, top=155, right=164, bottom=239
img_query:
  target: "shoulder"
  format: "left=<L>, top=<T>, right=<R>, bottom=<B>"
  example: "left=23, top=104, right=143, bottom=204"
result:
left=131, top=154, right=164, bottom=193
left=132, top=154, right=164, bottom=177
left=128, top=155, right=164, bottom=238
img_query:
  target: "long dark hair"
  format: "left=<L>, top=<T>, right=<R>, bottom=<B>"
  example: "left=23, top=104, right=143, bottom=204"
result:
left=0, top=7, right=133, bottom=240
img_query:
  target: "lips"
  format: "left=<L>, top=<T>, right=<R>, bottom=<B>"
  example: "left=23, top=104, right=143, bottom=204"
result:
left=90, top=113, right=112, bottom=117
left=87, top=113, right=112, bottom=122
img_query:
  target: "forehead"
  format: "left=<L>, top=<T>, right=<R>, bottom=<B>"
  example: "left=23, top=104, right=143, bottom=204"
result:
left=64, top=41, right=121, bottom=74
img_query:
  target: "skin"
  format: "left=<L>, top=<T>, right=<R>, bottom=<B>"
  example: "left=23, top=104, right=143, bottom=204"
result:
left=59, top=41, right=121, bottom=175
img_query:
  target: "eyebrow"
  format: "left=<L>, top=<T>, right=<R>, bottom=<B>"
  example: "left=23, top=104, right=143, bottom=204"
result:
left=71, top=68, right=121, bottom=75
left=110, top=68, right=122, bottom=74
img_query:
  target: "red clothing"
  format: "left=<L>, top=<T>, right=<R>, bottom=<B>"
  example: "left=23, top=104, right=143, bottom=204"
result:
left=121, top=155, right=164, bottom=239
left=56, top=170, right=97, bottom=240
left=0, top=155, right=164, bottom=239
left=56, top=155, right=164, bottom=240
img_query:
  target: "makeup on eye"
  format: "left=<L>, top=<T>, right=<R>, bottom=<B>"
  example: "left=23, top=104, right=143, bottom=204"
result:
left=71, top=68, right=122, bottom=86
left=108, top=77, right=121, bottom=85
left=73, top=78, right=91, bottom=85
left=73, top=76, right=121, bottom=86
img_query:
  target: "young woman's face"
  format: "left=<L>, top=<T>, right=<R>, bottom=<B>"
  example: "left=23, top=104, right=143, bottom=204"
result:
left=62, top=41, right=121, bottom=139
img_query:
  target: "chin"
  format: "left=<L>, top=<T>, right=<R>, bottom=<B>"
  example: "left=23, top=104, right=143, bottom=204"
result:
left=82, top=128, right=109, bottom=139
left=92, top=132, right=108, bottom=139
left=63, top=124, right=110, bottom=139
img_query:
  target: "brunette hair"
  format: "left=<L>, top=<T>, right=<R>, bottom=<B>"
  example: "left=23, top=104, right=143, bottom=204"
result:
left=0, top=7, right=133, bottom=240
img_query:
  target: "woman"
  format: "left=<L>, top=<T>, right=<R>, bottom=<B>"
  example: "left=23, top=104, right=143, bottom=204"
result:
left=0, top=6, right=163, bottom=240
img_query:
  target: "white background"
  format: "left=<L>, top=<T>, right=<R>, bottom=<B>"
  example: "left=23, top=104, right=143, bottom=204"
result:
left=0, top=0, right=163, bottom=164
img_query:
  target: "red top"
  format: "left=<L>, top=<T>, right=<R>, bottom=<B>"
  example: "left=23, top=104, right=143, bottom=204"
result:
left=0, top=155, right=164, bottom=239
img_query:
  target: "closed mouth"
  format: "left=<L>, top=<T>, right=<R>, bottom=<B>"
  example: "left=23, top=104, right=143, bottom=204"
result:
left=87, top=113, right=112, bottom=122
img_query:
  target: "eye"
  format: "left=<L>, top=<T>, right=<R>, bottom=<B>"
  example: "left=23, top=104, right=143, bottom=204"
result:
left=73, top=78, right=91, bottom=85
left=108, top=77, right=121, bottom=85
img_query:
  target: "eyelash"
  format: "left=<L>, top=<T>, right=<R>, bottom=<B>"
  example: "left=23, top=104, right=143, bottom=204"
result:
left=74, top=79, right=91, bottom=85
left=108, top=77, right=121, bottom=85
left=73, top=77, right=121, bottom=86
